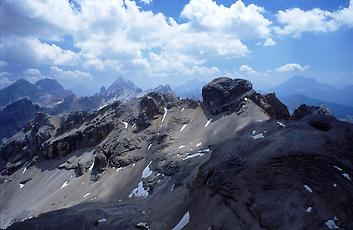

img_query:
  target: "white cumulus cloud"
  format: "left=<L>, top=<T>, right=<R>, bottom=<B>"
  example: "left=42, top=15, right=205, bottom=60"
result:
left=0, top=0, right=269, bottom=80
left=240, top=65, right=256, bottom=75
left=181, top=0, right=273, bottom=41
left=276, top=63, right=309, bottom=72
left=51, top=66, right=92, bottom=80
left=275, top=1, right=353, bottom=37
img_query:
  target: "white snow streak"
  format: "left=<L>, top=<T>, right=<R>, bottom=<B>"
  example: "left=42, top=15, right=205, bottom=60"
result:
left=277, top=121, right=286, bottom=127
left=172, top=211, right=190, bottom=230
left=334, top=166, right=342, bottom=171
left=88, top=161, right=94, bottom=172
left=137, top=222, right=150, bottom=230
left=179, top=145, right=185, bottom=149
left=22, top=167, right=27, bottom=174
left=98, top=218, right=107, bottom=223
left=83, top=193, right=90, bottom=198
left=61, top=181, right=69, bottom=189
left=342, top=173, right=351, bottom=181
left=196, top=143, right=202, bottom=147
left=161, top=108, right=168, bottom=123
left=180, top=124, right=187, bottom=132
left=122, top=121, right=128, bottom=129
left=204, top=119, right=212, bottom=128
left=184, top=149, right=210, bottom=160
left=181, top=108, right=185, bottom=112
left=19, top=183, right=24, bottom=189
left=252, top=133, right=264, bottom=140
left=184, top=152, right=204, bottom=160
left=306, top=207, right=312, bottom=213
left=148, top=144, right=153, bottom=150
left=252, top=130, right=256, bottom=134
left=325, top=219, right=339, bottom=229
left=304, top=185, right=313, bottom=193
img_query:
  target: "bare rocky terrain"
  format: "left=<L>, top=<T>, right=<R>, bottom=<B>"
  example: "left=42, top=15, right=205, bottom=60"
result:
left=0, top=77, right=352, bottom=230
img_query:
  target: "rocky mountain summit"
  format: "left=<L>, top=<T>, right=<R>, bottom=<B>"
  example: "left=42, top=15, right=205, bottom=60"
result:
left=148, top=85, right=175, bottom=95
left=98, top=77, right=143, bottom=103
left=0, top=79, right=72, bottom=108
left=0, top=77, right=352, bottom=229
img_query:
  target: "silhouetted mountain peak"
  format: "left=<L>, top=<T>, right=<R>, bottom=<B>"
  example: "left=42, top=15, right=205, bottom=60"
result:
left=12, top=79, right=31, bottom=86
left=35, top=78, right=64, bottom=91
left=107, top=76, right=142, bottom=93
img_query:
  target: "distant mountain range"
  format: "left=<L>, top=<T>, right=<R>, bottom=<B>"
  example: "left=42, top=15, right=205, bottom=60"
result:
left=272, top=75, right=353, bottom=122
left=0, top=78, right=72, bottom=108
left=0, top=77, right=143, bottom=141
left=147, top=84, right=175, bottom=95
left=273, top=75, right=353, bottom=107
left=281, top=94, right=353, bottom=122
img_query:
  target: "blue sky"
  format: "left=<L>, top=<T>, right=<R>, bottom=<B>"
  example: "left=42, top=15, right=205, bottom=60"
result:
left=0, top=0, right=352, bottom=92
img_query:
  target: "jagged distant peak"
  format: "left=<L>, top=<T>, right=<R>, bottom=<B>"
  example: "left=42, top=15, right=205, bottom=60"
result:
left=149, top=84, right=174, bottom=94
left=107, top=76, right=142, bottom=93
left=35, top=78, right=64, bottom=90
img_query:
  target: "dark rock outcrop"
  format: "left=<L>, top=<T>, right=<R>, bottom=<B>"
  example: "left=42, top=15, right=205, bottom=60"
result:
left=202, top=77, right=290, bottom=119
left=42, top=120, right=114, bottom=159
left=137, top=92, right=179, bottom=129
left=0, top=98, right=42, bottom=141
left=249, top=92, right=290, bottom=120
left=202, top=77, right=252, bottom=110
left=292, top=104, right=334, bottom=131
left=0, top=112, right=55, bottom=175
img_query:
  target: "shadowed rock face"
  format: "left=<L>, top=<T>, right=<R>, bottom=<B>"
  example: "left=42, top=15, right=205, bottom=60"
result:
left=292, top=104, right=335, bottom=131
left=0, top=99, right=42, bottom=141
left=1, top=78, right=353, bottom=230
left=249, top=92, right=290, bottom=120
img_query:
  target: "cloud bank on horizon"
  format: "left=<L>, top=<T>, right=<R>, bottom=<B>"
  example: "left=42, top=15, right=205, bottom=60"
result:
left=0, top=0, right=352, bottom=90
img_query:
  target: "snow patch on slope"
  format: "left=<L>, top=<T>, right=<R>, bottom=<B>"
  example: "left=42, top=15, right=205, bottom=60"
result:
left=172, top=211, right=190, bottom=230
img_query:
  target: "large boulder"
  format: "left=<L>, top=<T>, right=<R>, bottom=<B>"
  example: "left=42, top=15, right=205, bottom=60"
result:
left=202, top=77, right=253, bottom=111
